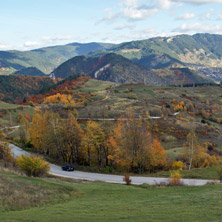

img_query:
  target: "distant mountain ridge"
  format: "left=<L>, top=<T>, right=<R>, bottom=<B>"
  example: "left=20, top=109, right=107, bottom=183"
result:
left=89, top=33, right=222, bottom=69
left=51, top=53, right=167, bottom=85
left=0, top=42, right=114, bottom=75
left=1, top=33, right=222, bottom=82
left=52, top=53, right=213, bottom=86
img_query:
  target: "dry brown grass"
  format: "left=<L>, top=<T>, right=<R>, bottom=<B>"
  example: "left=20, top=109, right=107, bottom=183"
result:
left=0, top=170, right=78, bottom=211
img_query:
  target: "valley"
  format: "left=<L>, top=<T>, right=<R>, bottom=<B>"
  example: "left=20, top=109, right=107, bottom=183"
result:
left=0, top=33, right=222, bottom=222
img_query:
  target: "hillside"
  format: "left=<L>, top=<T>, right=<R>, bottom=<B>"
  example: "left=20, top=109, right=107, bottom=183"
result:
left=74, top=79, right=222, bottom=148
left=52, top=53, right=213, bottom=85
left=0, top=75, right=56, bottom=103
left=0, top=42, right=114, bottom=75
left=89, top=33, right=222, bottom=72
left=13, top=67, right=46, bottom=77
left=51, top=53, right=167, bottom=85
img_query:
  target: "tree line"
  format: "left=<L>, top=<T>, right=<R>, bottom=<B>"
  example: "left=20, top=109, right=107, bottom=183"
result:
left=19, top=109, right=221, bottom=173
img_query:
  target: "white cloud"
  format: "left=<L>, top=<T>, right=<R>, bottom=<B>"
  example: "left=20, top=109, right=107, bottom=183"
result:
left=157, top=0, right=174, bottom=10
left=114, top=23, right=135, bottom=30
left=217, top=12, right=222, bottom=20
left=173, top=22, right=222, bottom=34
left=172, top=0, right=222, bottom=4
left=100, top=0, right=174, bottom=23
left=199, top=8, right=216, bottom=21
left=42, top=35, right=73, bottom=43
left=120, top=0, right=159, bottom=20
left=24, top=41, right=41, bottom=47
left=0, top=43, right=13, bottom=50
left=177, top=12, right=196, bottom=20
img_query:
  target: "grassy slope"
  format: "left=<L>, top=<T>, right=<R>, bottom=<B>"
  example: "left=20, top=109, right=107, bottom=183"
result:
left=0, top=102, right=34, bottom=127
left=0, top=170, right=78, bottom=212
left=77, top=80, right=222, bottom=147
left=0, top=170, right=222, bottom=222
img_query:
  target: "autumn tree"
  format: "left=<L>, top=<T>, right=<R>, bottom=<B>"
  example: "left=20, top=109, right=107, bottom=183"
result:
left=110, top=112, right=152, bottom=173
left=186, top=130, right=198, bottom=170
left=149, top=138, right=167, bottom=171
left=29, top=110, right=47, bottom=153
left=18, top=113, right=30, bottom=144
left=61, top=112, right=83, bottom=164
left=29, top=110, right=84, bottom=164
left=82, top=121, right=108, bottom=167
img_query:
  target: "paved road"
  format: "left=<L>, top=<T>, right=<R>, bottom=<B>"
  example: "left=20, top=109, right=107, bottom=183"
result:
left=8, top=143, right=218, bottom=186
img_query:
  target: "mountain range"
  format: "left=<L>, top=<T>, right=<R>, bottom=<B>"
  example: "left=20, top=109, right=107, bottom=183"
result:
left=0, top=42, right=114, bottom=75
left=0, top=33, right=222, bottom=84
left=90, top=33, right=222, bottom=69
left=51, top=53, right=212, bottom=86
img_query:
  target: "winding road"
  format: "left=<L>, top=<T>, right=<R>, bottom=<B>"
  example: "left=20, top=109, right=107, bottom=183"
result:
left=9, top=143, right=218, bottom=186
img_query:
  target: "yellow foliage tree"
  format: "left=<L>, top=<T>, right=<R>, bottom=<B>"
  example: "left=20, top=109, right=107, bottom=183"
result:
left=82, top=121, right=107, bottom=167
left=29, top=110, right=47, bottom=153
left=111, top=112, right=153, bottom=173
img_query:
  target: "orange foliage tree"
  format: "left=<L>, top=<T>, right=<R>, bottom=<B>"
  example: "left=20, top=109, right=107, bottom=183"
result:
left=110, top=112, right=155, bottom=173
left=149, top=138, right=167, bottom=171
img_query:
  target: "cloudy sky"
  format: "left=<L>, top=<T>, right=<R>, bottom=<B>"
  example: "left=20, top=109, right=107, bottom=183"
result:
left=1, top=0, right=222, bottom=50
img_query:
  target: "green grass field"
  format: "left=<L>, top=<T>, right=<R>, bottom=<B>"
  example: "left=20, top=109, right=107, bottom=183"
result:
left=0, top=170, right=222, bottom=222
left=147, top=166, right=219, bottom=180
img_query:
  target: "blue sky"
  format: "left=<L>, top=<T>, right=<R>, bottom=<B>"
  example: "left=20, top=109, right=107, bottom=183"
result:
left=1, top=0, right=222, bottom=50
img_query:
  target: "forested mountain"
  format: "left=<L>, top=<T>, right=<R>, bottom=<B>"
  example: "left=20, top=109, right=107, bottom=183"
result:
left=0, top=75, right=56, bottom=103
left=0, top=42, right=114, bottom=75
left=51, top=53, right=213, bottom=85
left=1, top=33, right=222, bottom=82
left=51, top=53, right=167, bottom=85
left=89, top=33, right=222, bottom=70
left=13, top=67, right=46, bottom=77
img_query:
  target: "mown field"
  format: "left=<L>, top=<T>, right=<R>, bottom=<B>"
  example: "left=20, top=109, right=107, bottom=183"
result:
left=0, top=170, right=221, bottom=222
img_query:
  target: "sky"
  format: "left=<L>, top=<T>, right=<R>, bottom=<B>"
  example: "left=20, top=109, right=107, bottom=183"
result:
left=1, top=0, right=222, bottom=51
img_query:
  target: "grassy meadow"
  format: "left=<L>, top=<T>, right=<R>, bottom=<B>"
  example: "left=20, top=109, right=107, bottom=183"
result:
left=0, top=170, right=222, bottom=222
left=0, top=102, right=34, bottom=127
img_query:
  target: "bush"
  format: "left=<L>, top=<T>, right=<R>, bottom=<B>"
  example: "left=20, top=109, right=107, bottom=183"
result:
left=17, top=155, right=50, bottom=177
left=0, top=143, right=16, bottom=167
left=123, top=175, right=132, bottom=185
left=169, top=170, right=182, bottom=186
left=172, top=161, right=184, bottom=170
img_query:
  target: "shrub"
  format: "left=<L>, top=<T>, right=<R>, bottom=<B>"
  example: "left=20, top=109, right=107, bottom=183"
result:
left=28, top=101, right=34, bottom=107
left=123, top=175, right=132, bottom=185
left=172, top=161, right=184, bottom=170
left=17, top=155, right=50, bottom=177
left=169, top=170, right=182, bottom=186
left=0, top=143, right=16, bottom=167
left=127, top=93, right=137, bottom=100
